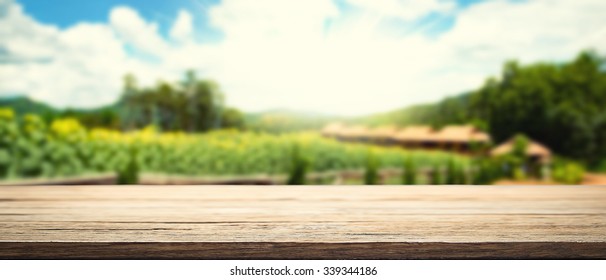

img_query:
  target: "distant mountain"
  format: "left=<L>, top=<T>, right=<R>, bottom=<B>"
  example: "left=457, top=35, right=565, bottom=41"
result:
left=242, top=93, right=477, bottom=133
left=353, top=92, right=477, bottom=129
left=244, top=109, right=346, bottom=133
left=353, top=103, right=438, bottom=127
left=0, top=95, right=121, bottom=128
left=0, top=91, right=488, bottom=133
left=0, top=95, right=57, bottom=116
left=0, top=95, right=120, bottom=115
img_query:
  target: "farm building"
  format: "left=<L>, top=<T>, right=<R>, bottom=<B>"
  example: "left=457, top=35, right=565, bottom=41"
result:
left=320, top=122, right=346, bottom=138
left=320, top=123, right=492, bottom=153
left=431, top=125, right=492, bottom=152
left=339, top=125, right=371, bottom=142
left=321, top=123, right=373, bottom=142
left=491, top=137, right=552, bottom=164
left=368, top=126, right=399, bottom=144
left=393, top=126, right=437, bottom=149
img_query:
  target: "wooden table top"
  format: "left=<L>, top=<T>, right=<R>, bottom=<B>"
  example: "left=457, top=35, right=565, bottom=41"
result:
left=1, top=185, right=605, bottom=259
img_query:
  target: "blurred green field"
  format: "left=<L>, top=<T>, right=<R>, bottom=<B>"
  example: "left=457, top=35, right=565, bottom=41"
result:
left=0, top=109, right=468, bottom=181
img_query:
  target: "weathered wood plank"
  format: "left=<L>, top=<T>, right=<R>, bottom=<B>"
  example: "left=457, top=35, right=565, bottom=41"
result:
left=1, top=185, right=605, bottom=258
left=1, top=242, right=605, bottom=259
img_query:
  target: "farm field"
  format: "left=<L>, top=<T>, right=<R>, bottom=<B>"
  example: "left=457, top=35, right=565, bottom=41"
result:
left=1, top=110, right=469, bottom=183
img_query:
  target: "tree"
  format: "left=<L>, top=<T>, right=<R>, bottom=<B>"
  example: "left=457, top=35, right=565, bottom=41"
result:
left=117, top=71, right=238, bottom=132
left=221, top=108, right=245, bottom=129
left=472, top=50, right=606, bottom=167
left=512, top=134, right=529, bottom=159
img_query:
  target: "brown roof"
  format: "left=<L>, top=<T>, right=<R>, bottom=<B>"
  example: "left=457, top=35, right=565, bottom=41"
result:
left=470, top=132, right=491, bottom=142
left=435, top=125, right=474, bottom=142
left=321, top=122, right=346, bottom=136
left=393, top=126, right=436, bottom=142
left=434, top=125, right=492, bottom=143
left=322, top=123, right=491, bottom=144
left=491, top=138, right=552, bottom=160
left=369, top=126, right=399, bottom=139
left=339, top=125, right=370, bottom=138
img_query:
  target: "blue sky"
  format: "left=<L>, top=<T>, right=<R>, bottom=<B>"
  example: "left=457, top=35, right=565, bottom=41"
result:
left=18, top=0, right=224, bottom=43
left=18, top=0, right=485, bottom=42
left=18, top=0, right=477, bottom=28
left=1, top=0, right=604, bottom=115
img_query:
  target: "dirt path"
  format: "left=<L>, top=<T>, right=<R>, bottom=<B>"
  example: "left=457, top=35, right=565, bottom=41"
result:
left=582, top=173, right=606, bottom=185
left=495, top=173, right=606, bottom=185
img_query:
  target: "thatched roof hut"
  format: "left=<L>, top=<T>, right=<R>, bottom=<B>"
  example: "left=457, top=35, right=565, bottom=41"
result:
left=320, top=123, right=492, bottom=152
left=491, top=137, right=552, bottom=163
left=369, top=126, right=399, bottom=139
left=470, top=132, right=491, bottom=142
left=434, top=125, right=492, bottom=144
left=393, top=126, right=436, bottom=142
left=321, top=122, right=346, bottom=137
left=340, top=125, right=370, bottom=139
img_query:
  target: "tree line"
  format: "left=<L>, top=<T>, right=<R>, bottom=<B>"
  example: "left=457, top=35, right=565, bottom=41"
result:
left=361, top=51, right=606, bottom=168
left=470, top=51, right=606, bottom=167
left=119, top=70, right=244, bottom=132
left=0, top=71, right=245, bottom=132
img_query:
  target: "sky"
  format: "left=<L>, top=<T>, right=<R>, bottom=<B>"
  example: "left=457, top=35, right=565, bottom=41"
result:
left=0, top=0, right=605, bottom=116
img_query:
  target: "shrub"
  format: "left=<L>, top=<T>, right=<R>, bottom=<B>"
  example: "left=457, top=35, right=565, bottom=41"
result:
left=118, top=146, right=139, bottom=184
left=287, top=144, right=310, bottom=185
left=402, top=156, right=416, bottom=185
left=513, top=166, right=526, bottom=181
left=445, top=158, right=456, bottom=184
left=455, top=164, right=467, bottom=184
left=430, top=165, right=442, bottom=185
left=471, top=160, right=484, bottom=185
left=552, top=161, right=584, bottom=184
left=512, top=134, right=529, bottom=159
left=364, top=150, right=380, bottom=185
left=486, top=160, right=504, bottom=184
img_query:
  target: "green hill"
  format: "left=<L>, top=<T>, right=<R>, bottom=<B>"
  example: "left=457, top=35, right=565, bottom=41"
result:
left=245, top=109, right=345, bottom=133
left=0, top=95, right=120, bottom=128
left=355, top=92, right=477, bottom=128
left=0, top=96, right=56, bottom=117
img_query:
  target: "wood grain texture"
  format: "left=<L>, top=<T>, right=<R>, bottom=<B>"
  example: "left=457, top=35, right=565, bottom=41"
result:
left=2, top=242, right=606, bottom=259
left=1, top=185, right=605, bottom=259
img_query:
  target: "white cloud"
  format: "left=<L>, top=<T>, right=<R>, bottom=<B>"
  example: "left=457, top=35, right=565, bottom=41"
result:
left=109, top=6, right=169, bottom=57
left=197, top=0, right=606, bottom=115
left=0, top=0, right=60, bottom=63
left=1, top=0, right=606, bottom=115
left=195, top=0, right=464, bottom=113
left=0, top=0, right=170, bottom=108
left=170, top=10, right=194, bottom=43
left=440, top=0, right=606, bottom=64
left=429, top=0, right=606, bottom=95
left=345, top=0, right=456, bottom=21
